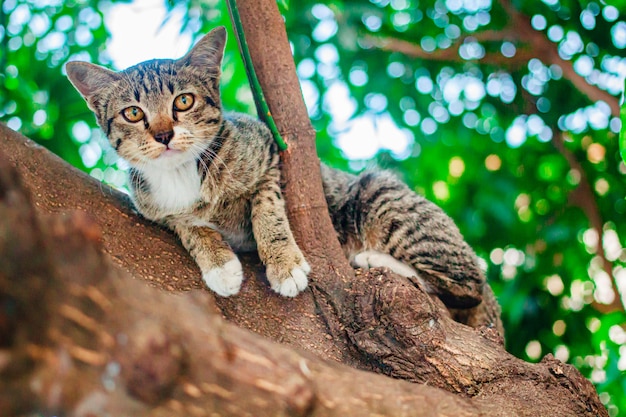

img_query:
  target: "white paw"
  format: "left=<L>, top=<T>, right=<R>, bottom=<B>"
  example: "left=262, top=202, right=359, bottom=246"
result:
left=202, top=257, right=244, bottom=297
left=268, top=260, right=310, bottom=297
left=352, top=250, right=418, bottom=278
left=352, top=250, right=434, bottom=292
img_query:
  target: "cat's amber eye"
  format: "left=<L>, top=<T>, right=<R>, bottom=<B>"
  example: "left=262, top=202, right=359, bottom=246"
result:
left=173, top=93, right=195, bottom=112
left=121, top=106, right=145, bottom=123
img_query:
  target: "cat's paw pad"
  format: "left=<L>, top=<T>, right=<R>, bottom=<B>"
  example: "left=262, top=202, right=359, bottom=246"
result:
left=267, top=260, right=310, bottom=297
left=352, top=250, right=417, bottom=278
left=202, top=258, right=244, bottom=297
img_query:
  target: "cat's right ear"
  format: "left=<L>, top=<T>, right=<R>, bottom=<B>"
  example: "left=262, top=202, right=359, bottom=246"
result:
left=179, top=26, right=227, bottom=74
left=65, top=62, right=119, bottom=110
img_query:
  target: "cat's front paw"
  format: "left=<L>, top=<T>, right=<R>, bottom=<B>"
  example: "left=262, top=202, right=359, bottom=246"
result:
left=202, top=257, right=244, bottom=297
left=266, top=259, right=310, bottom=297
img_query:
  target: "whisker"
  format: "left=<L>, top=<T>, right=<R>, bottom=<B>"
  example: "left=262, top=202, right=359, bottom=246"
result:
left=191, top=140, right=238, bottom=186
left=190, top=137, right=241, bottom=188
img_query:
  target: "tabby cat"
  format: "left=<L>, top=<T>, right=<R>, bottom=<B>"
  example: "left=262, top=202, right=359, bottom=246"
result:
left=66, top=27, right=484, bottom=307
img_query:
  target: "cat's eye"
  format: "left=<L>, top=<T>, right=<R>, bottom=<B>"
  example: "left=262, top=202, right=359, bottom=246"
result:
left=173, top=93, right=195, bottom=112
left=121, top=106, right=145, bottom=123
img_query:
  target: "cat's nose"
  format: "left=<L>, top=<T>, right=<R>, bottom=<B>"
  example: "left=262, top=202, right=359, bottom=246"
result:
left=154, top=130, right=174, bottom=146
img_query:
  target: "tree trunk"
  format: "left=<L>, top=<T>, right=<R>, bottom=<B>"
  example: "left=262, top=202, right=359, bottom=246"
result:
left=0, top=1, right=608, bottom=414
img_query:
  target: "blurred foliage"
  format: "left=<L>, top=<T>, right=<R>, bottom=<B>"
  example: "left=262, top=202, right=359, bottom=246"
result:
left=2, top=0, right=626, bottom=414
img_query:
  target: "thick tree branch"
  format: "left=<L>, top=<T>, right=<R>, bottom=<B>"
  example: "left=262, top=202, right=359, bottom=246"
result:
left=0, top=153, right=477, bottom=416
left=0, top=145, right=607, bottom=416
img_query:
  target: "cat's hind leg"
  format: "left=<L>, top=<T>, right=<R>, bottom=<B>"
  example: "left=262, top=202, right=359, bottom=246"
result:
left=351, top=250, right=418, bottom=277
left=351, top=250, right=434, bottom=293
left=349, top=171, right=485, bottom=307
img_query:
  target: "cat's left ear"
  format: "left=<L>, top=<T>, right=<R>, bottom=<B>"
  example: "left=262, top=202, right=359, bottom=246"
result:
left=179, top=26, right=226, bottom=74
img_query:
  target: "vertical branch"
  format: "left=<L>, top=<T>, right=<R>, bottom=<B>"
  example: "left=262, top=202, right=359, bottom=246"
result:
left=225, top=0, right=287, bottom=151
left=226, top=1, right=354, bottom=282
left=227, top=0, right=356, bottom=343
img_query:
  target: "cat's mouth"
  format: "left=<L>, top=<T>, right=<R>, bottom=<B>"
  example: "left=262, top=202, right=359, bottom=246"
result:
left=159, top=147, right=183, bottom=157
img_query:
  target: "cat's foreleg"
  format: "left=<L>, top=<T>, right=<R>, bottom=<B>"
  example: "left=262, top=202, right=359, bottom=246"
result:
left=173, top=224, right=244, bottom=296
left=250, top=181, right=310, bottom=297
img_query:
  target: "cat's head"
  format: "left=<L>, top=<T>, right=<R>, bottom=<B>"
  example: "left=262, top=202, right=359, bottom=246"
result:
left=66, top=27, right=226, bottom=171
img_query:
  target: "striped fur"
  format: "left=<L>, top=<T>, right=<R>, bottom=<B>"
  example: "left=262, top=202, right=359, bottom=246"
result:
left=322, top=166, right=484, bottom=307
left=66, top=27, right=484, bottom=306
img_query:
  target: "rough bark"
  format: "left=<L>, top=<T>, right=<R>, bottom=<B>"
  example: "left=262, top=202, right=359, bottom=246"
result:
left=0, top=140, right=607, bottom=415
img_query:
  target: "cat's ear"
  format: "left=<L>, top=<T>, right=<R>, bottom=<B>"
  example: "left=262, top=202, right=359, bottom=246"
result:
left=179, top=26, right=226, bottom=74
left=65, top=61, right=120, bottom=110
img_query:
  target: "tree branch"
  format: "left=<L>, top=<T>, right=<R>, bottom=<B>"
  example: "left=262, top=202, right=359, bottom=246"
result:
left=0, top=143, right=607, bottom=416
left=363, top=33, right=536, bottom=70
left=228, top=0, right=359, bottom=346
left=0, top=153, right=477, bottom=416
left=498, top=0, right=620, bottom=117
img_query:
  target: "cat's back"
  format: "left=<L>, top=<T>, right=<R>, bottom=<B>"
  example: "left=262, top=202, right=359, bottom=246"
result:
left=320, top=164, right=411, bottom=210
left=224, top=112, right=275, bottom=149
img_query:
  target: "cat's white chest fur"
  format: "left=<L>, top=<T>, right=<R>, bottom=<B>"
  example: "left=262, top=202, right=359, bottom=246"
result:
left=142, top=161, right=201, bottom=213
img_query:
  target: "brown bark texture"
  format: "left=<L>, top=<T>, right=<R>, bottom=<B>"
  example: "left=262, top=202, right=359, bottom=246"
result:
left=0, top=125, right=607, bottom=416
left=0, top=0, right=608, bottom=414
